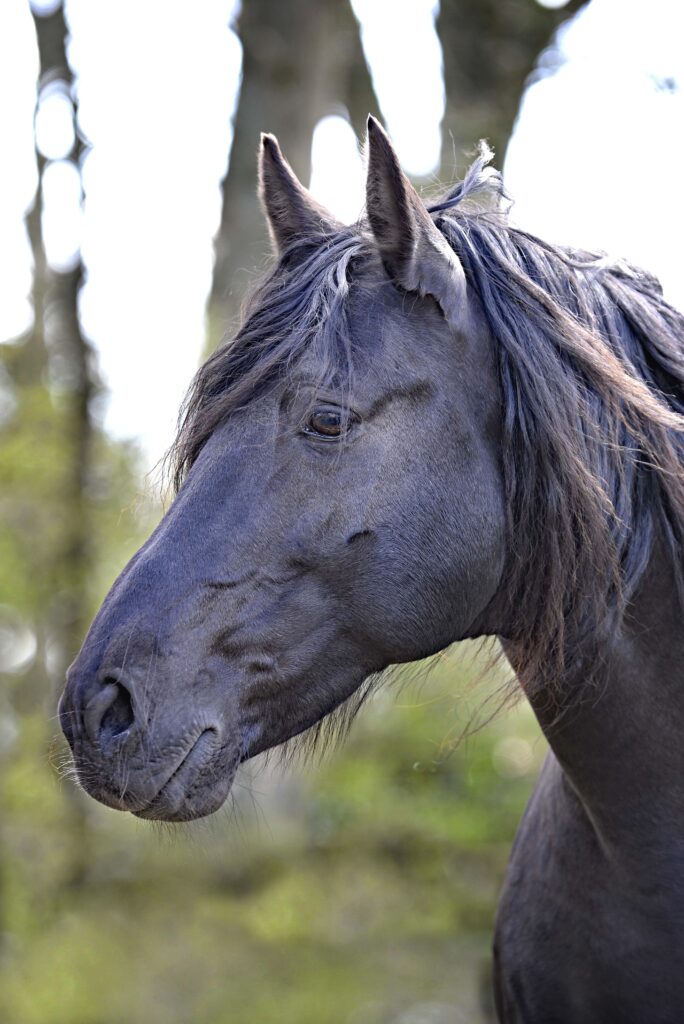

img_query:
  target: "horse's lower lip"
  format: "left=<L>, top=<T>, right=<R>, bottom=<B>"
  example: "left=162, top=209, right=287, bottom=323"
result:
left=134, top=729, right=221, bottom=822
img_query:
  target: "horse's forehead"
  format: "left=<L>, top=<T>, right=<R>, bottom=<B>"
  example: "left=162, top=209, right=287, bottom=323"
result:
left=284, top=278, right=455, bottom=398
left=347, top=275, right=455, bottom=354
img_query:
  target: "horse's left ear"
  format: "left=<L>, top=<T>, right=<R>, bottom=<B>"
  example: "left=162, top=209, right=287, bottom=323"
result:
left=365, top=115, right=466, bottom=324
left=259, top=133, right=343, bottom=254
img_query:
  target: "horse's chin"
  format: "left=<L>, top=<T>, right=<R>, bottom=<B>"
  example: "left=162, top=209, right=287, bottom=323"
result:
left=132, top=731, right=238, bottom=822
left=133, top=786, right=230, bottom=822
left=69, top=727, right=240, bottom=823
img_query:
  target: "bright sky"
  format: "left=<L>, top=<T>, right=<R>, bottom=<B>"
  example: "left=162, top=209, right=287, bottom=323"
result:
left=0, top=0, right=683, bottom=465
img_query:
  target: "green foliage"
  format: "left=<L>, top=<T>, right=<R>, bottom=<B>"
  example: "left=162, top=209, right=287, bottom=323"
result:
left=0, top=385, right=71, bottom=615
left=0, top=380, right=156, bottom=619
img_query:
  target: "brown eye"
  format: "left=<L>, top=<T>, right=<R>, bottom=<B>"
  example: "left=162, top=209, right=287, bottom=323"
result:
left=304, top=407, right=345, bottom=439
left=308, top=408, right=342, bottom=437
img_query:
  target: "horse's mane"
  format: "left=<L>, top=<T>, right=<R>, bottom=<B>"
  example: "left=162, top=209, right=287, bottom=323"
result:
left=171, top=147, right=684, bottom=708
left=430, top=149, right=684, bottom=697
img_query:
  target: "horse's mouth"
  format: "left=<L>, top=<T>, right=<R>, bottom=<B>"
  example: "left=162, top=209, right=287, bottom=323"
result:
left=134, top=729, right=229, bottom=822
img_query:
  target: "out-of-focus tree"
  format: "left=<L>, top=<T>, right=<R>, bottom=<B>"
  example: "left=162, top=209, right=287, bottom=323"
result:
left=0, top=1, right=154, bottom=892
left=207, top=0, right=377, bottom=351
left=31, top=2, right=95, bottom=693
left=438, top=0, right=586, bottom=173
left=0, top=1, right=96, bottom=703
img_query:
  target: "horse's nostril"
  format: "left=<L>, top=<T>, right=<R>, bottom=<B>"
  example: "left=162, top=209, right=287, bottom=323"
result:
left=346, top=529, right=374, bottom=546
left=100, top=684, right=134, bottom=740
left=84, top=678, right=135, bottom=745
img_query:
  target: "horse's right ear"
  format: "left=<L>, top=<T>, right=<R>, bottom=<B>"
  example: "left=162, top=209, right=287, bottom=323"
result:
left=259, top=133, right=342, bottom=255
left=365, top=115, right=466, bottom=325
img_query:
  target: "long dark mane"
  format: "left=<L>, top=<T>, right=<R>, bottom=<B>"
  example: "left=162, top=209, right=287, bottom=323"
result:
left=430, top=149, right=684, bottom=695
left=171, top=147, right=684, bottom=703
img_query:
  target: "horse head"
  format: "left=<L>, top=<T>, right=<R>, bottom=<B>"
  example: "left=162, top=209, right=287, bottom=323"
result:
left=58, top=118, right=507, bottom=820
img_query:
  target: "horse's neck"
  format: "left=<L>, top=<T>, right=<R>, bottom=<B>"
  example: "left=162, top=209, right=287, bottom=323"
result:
left=525, top=538, right=684, bottom=867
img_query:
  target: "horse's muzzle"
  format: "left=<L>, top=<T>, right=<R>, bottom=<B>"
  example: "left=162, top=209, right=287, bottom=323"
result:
left=59, top=663, right=240, bottom=821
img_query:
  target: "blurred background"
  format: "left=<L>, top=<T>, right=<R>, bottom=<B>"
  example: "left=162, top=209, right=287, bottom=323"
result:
left=1, top=1, right=682, bottom=1021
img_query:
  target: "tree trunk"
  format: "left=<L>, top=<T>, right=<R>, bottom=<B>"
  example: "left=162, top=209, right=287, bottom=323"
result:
left=207, top=0, right=376, bottom=351
left=438, top=0, right=587, bottom=175
left=30, top=0, right=97, bottom=889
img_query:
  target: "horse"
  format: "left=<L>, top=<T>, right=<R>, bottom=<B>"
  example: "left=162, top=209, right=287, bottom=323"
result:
left=59, top=115, right=684, bottom=1022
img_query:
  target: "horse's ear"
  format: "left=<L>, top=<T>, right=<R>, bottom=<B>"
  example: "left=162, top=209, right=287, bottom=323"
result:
left=365, top=115, right=466, bottom=324
left=259, top=133, right=342, bottom=254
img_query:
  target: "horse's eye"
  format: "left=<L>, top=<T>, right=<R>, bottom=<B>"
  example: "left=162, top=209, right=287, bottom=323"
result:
left=305, top=407, right=345, bottom=439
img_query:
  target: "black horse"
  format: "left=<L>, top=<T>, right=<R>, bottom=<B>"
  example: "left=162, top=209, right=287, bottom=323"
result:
left=60, top=117, right=684, bottom=1022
